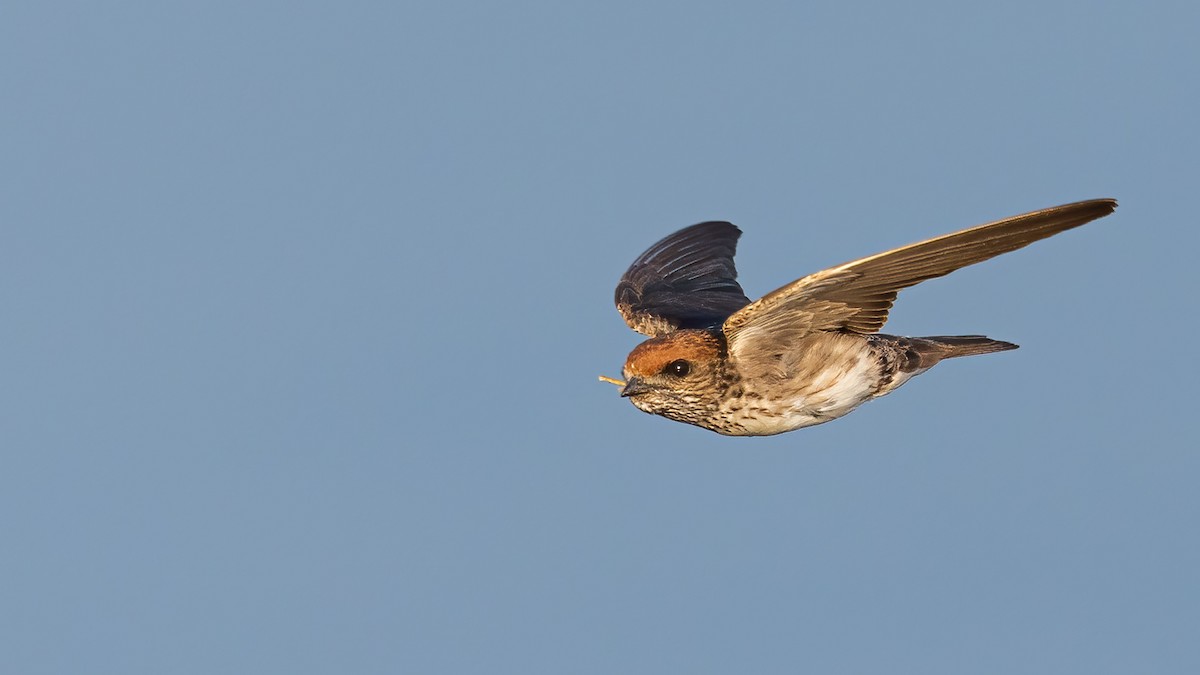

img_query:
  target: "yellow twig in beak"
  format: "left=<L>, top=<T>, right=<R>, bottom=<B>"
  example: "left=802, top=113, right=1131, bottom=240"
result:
left=598, top=375, right=627, bottom=387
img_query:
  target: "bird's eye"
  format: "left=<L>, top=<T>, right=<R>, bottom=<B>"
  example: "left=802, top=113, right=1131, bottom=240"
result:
left=665, top=359, right=691, bottom=377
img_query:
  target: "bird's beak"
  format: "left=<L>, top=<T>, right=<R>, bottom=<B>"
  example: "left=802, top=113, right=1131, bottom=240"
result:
left=620, top=377, right=652, bottom=397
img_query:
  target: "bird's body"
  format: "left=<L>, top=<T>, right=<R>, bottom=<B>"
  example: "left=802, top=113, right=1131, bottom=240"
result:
left=606, top=199, right=1117, bottom=436
left=622, top=328, right=1014, bottom=435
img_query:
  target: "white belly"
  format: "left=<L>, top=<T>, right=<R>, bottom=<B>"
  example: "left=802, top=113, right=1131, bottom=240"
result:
left=721, top=356, right=886, bottom=435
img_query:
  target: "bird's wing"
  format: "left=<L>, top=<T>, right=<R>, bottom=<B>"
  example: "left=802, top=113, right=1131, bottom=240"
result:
left=615, top=221, right=752, bottom=336
left=723, top=199, right=1117, bottom=355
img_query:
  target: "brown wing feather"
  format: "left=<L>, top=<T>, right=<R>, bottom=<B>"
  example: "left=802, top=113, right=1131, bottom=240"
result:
left=724, top=199, right=1117, bottom=348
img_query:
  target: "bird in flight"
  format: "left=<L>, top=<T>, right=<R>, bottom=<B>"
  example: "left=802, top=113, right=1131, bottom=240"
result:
left=601, top=199, right=1117, bottom=436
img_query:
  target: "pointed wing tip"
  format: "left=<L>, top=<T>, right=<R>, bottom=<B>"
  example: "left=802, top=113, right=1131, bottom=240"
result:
left=1058, top=197, right=1118, bottom=228
left=1076, top=197, right=1118, bottom=216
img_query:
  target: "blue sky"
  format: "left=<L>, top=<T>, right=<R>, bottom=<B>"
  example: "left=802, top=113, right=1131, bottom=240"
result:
left=1, top=2, right=1197, bottom=673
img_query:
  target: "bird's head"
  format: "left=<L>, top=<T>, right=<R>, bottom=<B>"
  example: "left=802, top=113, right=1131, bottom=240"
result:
left=618, top=329, right=728, bottom=423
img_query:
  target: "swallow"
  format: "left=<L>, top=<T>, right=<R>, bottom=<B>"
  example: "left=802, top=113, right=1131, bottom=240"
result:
left=601, top=199, right=1117, bottom=435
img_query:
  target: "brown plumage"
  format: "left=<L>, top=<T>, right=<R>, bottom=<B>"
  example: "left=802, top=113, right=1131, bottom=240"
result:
left=606, top=199, right=1117, bottom=435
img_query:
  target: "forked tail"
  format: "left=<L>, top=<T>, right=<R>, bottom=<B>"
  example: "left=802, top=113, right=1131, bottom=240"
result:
left=887, top=334, right=1019, bottom=372
left=919, top=335, right=1019, bottom=359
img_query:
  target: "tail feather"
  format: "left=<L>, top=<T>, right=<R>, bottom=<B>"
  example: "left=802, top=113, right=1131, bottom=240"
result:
left=897, top=334, right=1018, bottom=371
left=919, top=335, right=1019, bottom=359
